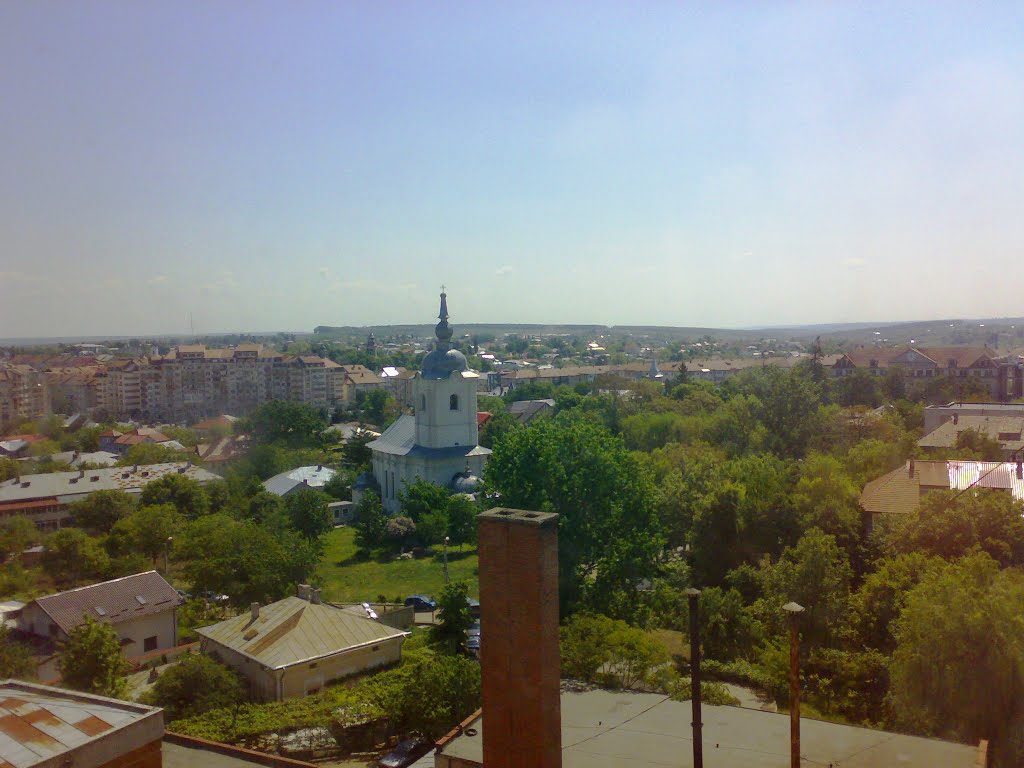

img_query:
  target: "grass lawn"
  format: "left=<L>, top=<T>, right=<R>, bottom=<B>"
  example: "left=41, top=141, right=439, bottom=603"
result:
left=317, top=526, right=479, bottom=603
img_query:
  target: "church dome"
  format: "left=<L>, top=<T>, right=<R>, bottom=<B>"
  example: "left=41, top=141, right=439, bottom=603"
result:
left=450, top=471, right=482, bottom=494
left=420, top=289, right=471, bottom=380
left=422, top=347, right=469, bottom=380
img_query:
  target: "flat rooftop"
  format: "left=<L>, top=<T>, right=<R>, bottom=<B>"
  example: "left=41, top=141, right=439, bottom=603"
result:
left=438, top=688, right=979, bottom=767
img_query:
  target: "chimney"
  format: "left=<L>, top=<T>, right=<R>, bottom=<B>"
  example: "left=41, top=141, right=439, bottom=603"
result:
left=311, top=588, right=322, bottom=605
left=297, top=584, right=311, bottom=601
left=79, top=469, right=85, bottom=479
left=478, top=508, right=561, bottom=768
left=953, top=413, right=959, bottom=425
left=909, top=458, right=915, bottom=478
left=251, top=602, right=260, bottom=621
left=133, top=464, right=139, bottom=472
left=1017, top=460, right=1022, bottom=480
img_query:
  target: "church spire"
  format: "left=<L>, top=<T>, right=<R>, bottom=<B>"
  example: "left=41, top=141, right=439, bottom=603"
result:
left=434, top=286, right=453, bottom=348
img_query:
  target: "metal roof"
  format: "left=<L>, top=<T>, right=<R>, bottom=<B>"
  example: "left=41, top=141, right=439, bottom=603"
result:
left=0, top=463, right=221, bottom=505
left=31, top=571, right=182, bottom=635
left=261, top=465, right=337, bottom=496
left=195, top=596, right=409, bottom=670
left=368, top=415, right=490, bottom=459
left=0, top=680, right=162, bottom=768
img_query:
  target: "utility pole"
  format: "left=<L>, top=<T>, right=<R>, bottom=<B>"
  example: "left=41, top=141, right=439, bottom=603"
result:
left=783, top=602, right=805, bottom=768
left=685, top=588, right=703, bottom=768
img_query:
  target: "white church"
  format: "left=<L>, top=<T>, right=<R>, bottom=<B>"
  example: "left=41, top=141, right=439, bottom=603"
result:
left=365, top=290, right=490, bottom=513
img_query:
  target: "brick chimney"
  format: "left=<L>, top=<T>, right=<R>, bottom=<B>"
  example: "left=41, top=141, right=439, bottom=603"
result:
left=909, top=458, right=915, bottom=478
left=478, top=508, right=561, bottom=768
left=297, top=584, right=311, bottom=600
left=251, top=602, right=260, bottom=621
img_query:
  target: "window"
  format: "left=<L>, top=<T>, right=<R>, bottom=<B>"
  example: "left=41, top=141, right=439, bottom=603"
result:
left=143, top=635, right=158, bottom=652
left=450, top=394, right=459, bottom=410
left=421, top=394, right=426, bottom=410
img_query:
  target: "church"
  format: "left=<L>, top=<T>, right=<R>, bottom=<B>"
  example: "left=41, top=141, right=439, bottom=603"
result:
left=366, top=290, right=490, bottom=513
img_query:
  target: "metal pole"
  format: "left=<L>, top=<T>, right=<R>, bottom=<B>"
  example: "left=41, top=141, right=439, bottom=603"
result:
left=783, top=602, right=805, bottom=768
left=685, top=588, right=703, bottom=768
left=443, top=536, right=450, bottom=585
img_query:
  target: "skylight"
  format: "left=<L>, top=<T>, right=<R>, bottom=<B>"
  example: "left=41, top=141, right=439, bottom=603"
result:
left=135, top=595, right=147, bottom=605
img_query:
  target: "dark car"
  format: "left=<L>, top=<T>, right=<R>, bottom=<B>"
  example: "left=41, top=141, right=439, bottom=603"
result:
left=465, top=596, right=480, bottom=618
left=404, top=595, right=436, bottom=612
left=377, top=738, right=432, bottom=768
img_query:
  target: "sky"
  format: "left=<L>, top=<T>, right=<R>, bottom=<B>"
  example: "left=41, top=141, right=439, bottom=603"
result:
left=2, top=2, right=1024, bottom=338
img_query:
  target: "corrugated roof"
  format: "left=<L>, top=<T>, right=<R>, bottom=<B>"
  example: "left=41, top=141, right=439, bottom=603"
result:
left=31, top=571, right=182, bottom=634
left=0, top=463, right=221, bottom=504
left=860, top=459, right=1024, bottom=516
left=195, top=596, right=408, bottom=670
left=0, top=681, right=161, bottom=768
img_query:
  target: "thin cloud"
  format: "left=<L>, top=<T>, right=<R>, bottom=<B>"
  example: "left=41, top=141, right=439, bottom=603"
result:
left=496, top=265, right=513, bottom=276
left=148, top=275, right=169, bottom=285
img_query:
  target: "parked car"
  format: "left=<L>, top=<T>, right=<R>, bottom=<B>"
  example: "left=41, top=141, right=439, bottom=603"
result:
left=404, top=595, right=436, bottom=612
left=466, top=634, right=481, bottom=657
left=377, top=738, right=433, bottom=768
left=465, top=597, right=480, bottom=618
left=466, top=620, right=481, bottom=638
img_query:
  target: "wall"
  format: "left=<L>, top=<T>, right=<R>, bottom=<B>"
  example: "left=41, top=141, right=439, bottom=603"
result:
left=279, top=638, right=404, bottom=699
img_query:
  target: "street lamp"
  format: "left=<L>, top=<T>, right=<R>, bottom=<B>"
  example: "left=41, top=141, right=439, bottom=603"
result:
left=443, top=536, right=450, bottom=585
left=782, top=601, right=805, bottom=768
left=684, top=588, right=703, bottom=768
left=163, top=536, right=173, bottom=574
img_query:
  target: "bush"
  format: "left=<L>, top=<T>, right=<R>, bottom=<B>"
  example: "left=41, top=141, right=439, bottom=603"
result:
left=144, top=654, right=246, bottom=722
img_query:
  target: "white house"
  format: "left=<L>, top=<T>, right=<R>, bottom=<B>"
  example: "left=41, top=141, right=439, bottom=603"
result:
left=367, top=291, right=490, bottom=513
left=18, top=571, right=182, bottom=658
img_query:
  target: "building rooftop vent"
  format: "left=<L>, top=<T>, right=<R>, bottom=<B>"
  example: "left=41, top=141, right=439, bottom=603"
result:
left=95, top=606, right=106, bottom=616
left=135, top=595, right=147, bottom=605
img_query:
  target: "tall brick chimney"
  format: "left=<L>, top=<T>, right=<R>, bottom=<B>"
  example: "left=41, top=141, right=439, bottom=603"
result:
left=478, top=508, right=562, bottom=768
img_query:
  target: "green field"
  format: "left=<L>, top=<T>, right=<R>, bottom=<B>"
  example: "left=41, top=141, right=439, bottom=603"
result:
left=316, top=526, right=479, bottom=603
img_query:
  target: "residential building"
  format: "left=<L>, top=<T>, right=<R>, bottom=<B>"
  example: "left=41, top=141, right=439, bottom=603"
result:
left=506, top=399, right=555, bottom=425
left=832, top=346, right=1023, bottom=400
left=0, top=680, right=164, bottom=768
left=860, top=458, right=1024, bottom=525
left=195, top=587, right=409, bottom=701
left=923, top=401, right=1024, bottom=434
left=381, top=366, right=416, bottom=408
left=0, top=462, right=221, bottom=531
left=917, top=413, right=1024, bottom=458
left=367, top=292, right=491, bottom=514
left=340, top=364, right=385, bottom=405
left=17, top=571, right=182, bottom=659
left=0, top=363, right=50, bottom=428
left=262, top=465, right=337, bottom=496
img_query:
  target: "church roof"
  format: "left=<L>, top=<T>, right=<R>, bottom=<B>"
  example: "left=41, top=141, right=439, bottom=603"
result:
left=368, top=414, right=491, bottom=459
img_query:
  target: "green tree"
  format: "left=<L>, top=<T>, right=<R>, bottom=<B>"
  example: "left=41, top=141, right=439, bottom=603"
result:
left=43, top=528, right=109, bottom=586
left=0, top=516, right=37, bottom=561
left=322, top=470, right=352, bottom=500
left=417, top=509, right=449, bottom=548
left=146, top=654, right=245, bottom=722
left=353, top=491, right=388, bottom=550
left=432, top=581, right=474, bottom=650
left=57, top=616, right=129, bottom=697
left=889, top=552, right=1024, bottom=747
left=720, top=367, right=823, bottom=458
left=107, top=504, right=183, bottom=564
left=791, top=452, right=863, bottom=551
left=115, top=443, right=193, bottom=466
left=139, top=474, right=210, bottom=520
left=250, top=400, right=328, bottom=446
left=560, top=613, right=669, bottom=689
left=341, top=430, right=375, bottom=470
left=0, top=625, right=35, bottom=679
left=246, top=491, right=287, bottom=525
left=847, top=552, right=945, bottom=653
left=886, top=489, right=1024, bottom=567
left=179, top=514, right=320, bottom=607
left=951, top=427, right=1006, bottom=461
left=834, top=368, right=882, bottom=407
left=284, top=488, right=333, bottom=542
left=485, top=413, right=664, bottom=618
left=359, top=389, right=402, bottom=428
left=754, top=528, right=852, bottom=649
left=698, top=587, right=763, bottom=662
left=398, top=479, right=450, bottom=523
left=478, top=409, right=522, bottom=449
left=68, top=490, right=136, bottom=534
left=446, top=494, right=477, bottom=550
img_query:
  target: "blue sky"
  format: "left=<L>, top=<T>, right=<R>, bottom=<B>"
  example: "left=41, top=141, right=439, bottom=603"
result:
left=2, top=2, right=1023, bottom=337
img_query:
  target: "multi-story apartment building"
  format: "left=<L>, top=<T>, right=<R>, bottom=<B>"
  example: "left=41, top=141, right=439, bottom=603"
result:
left=0, top=363, right=51, bottom=428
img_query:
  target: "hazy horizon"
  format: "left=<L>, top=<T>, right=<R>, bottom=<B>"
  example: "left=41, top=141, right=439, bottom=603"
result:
left=3, top=3, right=1023, bottom=337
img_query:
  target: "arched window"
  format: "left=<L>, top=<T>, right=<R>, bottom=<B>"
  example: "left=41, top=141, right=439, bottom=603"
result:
left=450, top=394, right=459, bottom=411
